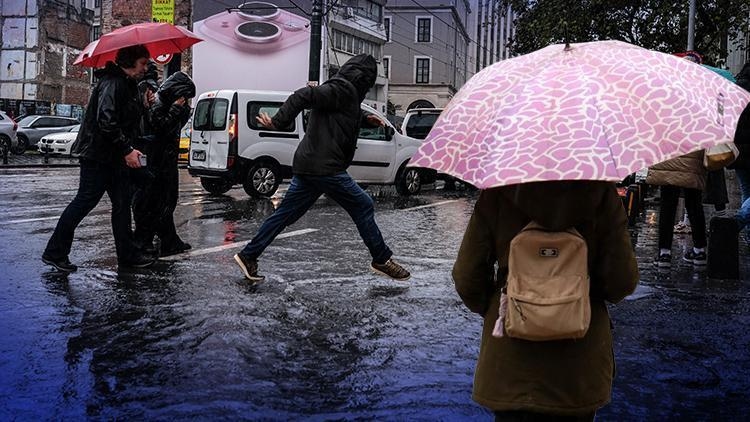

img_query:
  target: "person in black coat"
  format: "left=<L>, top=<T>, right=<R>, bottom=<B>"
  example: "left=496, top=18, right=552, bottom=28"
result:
left=731, top=64, right=750, bottom=230
left=42, top=45, right=155, bottom=271
left=132, top=70, right=194, bottom=256
left=233, top=54, right=410, bottom=282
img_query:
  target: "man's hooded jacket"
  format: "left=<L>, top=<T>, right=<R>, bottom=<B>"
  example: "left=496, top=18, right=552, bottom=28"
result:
left=72, top=62, right=142, bottom=163
left=270, top=54, right=378, bottom=176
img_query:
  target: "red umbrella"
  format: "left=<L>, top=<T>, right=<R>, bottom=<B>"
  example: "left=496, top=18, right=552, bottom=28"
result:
left=74, top=22, right=202, bottom=68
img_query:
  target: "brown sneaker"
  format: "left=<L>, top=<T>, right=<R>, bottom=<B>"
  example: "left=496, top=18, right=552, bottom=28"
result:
left=234, top=254, right=265, bottom=282
left=371, top=258, right=411, bottom=281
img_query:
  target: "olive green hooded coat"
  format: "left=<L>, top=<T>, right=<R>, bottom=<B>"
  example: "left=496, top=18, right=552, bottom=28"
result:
left=452, top=181, right=639, bottom=415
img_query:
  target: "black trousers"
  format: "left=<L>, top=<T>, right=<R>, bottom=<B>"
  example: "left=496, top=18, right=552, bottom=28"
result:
left=45, top=158, right=137, bottom=261
left=132, top=149, right=183, bottom=250
left=658, top=185, right=707, bottom=249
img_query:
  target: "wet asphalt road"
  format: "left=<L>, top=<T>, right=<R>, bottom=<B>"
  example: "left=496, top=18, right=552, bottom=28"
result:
left=1, top=167, right=750, bottom=420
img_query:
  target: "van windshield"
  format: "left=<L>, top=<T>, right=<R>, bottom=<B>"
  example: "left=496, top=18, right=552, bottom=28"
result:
left=405, top=113, right=439, bottom=139
left=193, top=98, right=229, bottom=131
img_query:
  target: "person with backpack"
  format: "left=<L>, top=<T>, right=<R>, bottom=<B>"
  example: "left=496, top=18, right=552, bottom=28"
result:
left=453, top=181, right=638, bottom=419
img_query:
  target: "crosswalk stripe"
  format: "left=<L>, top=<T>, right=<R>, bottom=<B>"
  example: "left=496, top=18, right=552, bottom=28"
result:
left=160, top=228, right=320, bottom=261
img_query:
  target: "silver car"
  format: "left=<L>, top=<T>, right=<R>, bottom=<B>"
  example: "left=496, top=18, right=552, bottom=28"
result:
left=0, top=111, right=18, bottom=154
left=15, top=115, right=79, bottom=154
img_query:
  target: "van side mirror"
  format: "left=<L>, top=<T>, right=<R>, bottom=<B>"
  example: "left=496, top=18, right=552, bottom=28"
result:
left=385, top=125, right=395, bottom=141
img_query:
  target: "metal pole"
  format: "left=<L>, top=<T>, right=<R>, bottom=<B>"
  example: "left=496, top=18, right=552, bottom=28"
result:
left=687, top=0, right=696, bottom=51
left=308, top=0, right=323, bottom=85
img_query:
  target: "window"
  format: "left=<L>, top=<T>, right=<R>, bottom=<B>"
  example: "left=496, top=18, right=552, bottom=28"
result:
left=358, top=111, right=388, bottom=141
left=247, top=102, right=295, bottom=132
left=95, top=0, right=101, bottom=7
left=383, top=17, right=391, bottom=42
left=415, top=57, right=430, bottom=83
left=34, top=117, right=55, bottom=127
left=92, top=25, right=101, bottom=40
left=193, top=98, right=229, bottom=131
left=382, top=57, right=390, bottom=79
left=331, top=29, right=381, bottom=59
left=417, top=18, right=431, bottom=43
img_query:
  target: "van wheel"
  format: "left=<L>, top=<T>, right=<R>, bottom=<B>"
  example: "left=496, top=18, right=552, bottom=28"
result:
left=396, top=167, right=422, bottom=196
left=244, top=160, right=281, bottom=198
left=200, top=177, right=233, bottom=195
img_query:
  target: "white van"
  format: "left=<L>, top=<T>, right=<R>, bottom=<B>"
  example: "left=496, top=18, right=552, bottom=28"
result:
left=188, top=89, right=435, bottom=197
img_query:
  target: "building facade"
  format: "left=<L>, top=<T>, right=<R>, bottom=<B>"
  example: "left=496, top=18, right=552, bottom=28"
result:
left=470, top=0, right=515, bottom=74
left=1, top=0, right=95, bottom=115
left=325, top=0, right=388, bottom=114
left=382, top=0, right=471, bottom=115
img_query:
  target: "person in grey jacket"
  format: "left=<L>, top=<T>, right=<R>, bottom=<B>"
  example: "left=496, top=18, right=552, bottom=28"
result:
left=234, top=54, right=410, bottom=282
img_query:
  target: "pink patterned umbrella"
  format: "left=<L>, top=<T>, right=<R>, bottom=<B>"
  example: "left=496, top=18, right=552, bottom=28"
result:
left=410, top=40, right=750, bottom=188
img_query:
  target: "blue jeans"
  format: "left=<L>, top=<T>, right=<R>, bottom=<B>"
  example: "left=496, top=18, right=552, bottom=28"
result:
left=735, top=169, right=750, bottom=229
left=239, top=172, right=393, bottom=264
left=44, top=158, right=136, bottom=261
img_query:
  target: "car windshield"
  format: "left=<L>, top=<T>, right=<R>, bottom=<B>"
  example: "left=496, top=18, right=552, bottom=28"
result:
left=405, top=113, right=440, bottom=139
left=17, top=116, right=36, bottom=127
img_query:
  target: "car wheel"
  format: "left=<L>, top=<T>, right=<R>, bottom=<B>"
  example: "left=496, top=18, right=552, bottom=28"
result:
left=11, top=134, right=27, bottom=155
left=200, top=177, right=233, bottom=195
left=243, top=160, right=281, bottom=198
left=395, top=166, right=422, bottom=196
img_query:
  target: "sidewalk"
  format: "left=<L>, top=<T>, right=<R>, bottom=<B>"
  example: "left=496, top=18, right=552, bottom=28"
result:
left=0, top=150, right=79, bottom=168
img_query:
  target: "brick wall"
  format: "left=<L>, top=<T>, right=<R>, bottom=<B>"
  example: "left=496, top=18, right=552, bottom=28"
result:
left=37, top=6, right=94, bottom=105
left=111, top=0, right=152, bottom=27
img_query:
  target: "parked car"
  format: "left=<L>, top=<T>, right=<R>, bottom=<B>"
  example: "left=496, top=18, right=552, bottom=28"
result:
left=188, top=89, right=435, bottom=197
left=37, top=124, right=80, bottom=156
left=401, top=107, right=443, bottom=140
left=0, top=111, right=18, bottom=154
left=15, top=115, right=79, bottom=154
left=178, top=118, right=191, bottom=163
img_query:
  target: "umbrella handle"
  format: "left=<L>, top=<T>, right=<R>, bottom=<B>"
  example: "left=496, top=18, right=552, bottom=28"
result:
left=563, top=21, right=571, bottom=51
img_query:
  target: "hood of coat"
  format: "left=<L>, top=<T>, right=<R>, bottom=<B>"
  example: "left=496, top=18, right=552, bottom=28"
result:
left=499, top=181, right=612, bottom=231
left=335, top=54, right=377, bottom=102
left=158, top=71, right=196, bottom=104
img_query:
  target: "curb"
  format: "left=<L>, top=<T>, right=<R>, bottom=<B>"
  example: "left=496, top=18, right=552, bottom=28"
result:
left=0, top=163, right=80, bottom=169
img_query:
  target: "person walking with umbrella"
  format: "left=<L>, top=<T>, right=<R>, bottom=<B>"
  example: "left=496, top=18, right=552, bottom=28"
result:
left=42, top=45, right=155, bottom=271
left=233, top=54, right=410, bottom=282
left=409, top=40, right=749, bottom=418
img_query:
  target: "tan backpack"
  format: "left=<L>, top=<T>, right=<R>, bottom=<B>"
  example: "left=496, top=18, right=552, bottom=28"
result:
left=492, top=221, right=591, bottom=341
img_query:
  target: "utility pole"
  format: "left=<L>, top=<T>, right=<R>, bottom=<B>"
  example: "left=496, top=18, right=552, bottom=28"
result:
left=308, top=0, right=323, bottom=85
left=475, top=0, right=483, bottom=73
left=687, top=0, right=696, bottom=51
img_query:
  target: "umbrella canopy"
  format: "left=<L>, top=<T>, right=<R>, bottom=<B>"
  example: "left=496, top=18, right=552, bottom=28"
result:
left=410, top=40, right=750, bottom=188
left=702, top=64, right=737, bottom=83
left=75, top=22, right=202, bottom=68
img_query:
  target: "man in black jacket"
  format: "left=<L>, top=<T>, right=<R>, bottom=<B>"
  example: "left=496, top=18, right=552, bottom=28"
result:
left=42, top=45, right=155, bottom=271
left=234, top=54, right=410, bottom=282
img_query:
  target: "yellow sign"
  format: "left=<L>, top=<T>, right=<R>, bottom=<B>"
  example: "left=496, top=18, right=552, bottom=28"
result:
left=152, top=0, right=175, bottom=24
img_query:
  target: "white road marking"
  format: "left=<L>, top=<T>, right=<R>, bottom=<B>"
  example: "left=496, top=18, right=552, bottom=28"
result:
left=3, top=215, right=61, bottom=224
left=160, top=228, right=320, bottom=261
left=401, top=199, right=460, bottom=211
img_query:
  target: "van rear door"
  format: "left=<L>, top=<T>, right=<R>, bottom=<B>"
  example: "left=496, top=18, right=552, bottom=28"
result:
left=189, top=93, right=233, bottom=170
